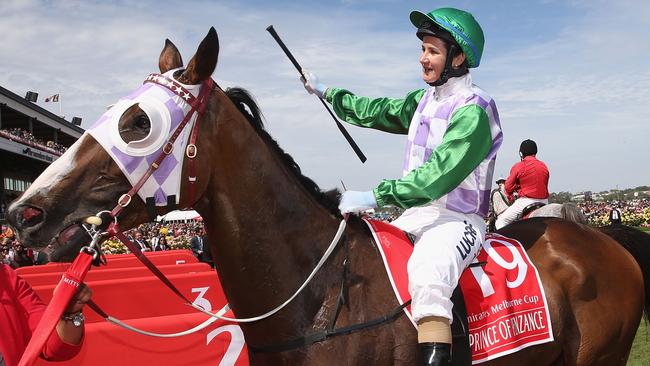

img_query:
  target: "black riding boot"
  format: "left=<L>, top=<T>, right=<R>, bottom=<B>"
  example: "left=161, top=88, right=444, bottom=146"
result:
left=420, top=342, right=452, bottom=366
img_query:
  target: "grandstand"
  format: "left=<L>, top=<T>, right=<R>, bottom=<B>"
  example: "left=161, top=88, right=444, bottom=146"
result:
left=0, top=85, right=83, bottom=222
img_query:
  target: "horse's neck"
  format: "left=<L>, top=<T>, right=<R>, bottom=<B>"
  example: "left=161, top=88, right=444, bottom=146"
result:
left=198, top=101, right=341, bottom=341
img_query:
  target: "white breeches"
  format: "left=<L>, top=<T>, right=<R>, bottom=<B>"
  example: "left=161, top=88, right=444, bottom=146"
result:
left=495, top=197, right=548, bottom=229
left=392, top=208, right=485, bottom=323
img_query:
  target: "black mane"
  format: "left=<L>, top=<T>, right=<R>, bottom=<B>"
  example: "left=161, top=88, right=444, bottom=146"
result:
left=224, top=87, right=341, bottom=216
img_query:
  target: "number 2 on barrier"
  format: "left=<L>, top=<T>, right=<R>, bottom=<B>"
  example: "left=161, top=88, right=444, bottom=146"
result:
left=192, top=286, right=246, bottom=365
left=207, top=325, right=246, bottom=366
left=469, top=239, right=529, bottom=298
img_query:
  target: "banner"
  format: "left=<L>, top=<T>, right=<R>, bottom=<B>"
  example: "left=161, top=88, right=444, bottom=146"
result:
left=459, top=233, right=554, bottom=364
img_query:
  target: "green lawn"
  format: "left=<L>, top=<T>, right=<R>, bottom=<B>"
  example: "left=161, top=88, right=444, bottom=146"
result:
left=628, top=320, right=650, bottom=366
left=627, top=227, right=649, bottom=365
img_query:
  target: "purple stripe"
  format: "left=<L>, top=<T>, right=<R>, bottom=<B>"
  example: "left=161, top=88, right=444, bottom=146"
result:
left=111, top=146, right=142, bottom=174
left=474, top=95, right=489, bottom=109
left=152, top=154, right=179, bottom=185
left=433, top=101, right=453, bottom=120
left=446, top=187, right=492, bottom=216
left=413, top=116, right=431, bottom=147
left=165, top=97, right=186, bottom=130
left=154, top=187, right=167, bottom=205
left=416, top=90, right=433, bottom=113
left=478, top=189, right=491, bottom=216
left=446, top=187, right=478, bottom=213
left=487, top=132, right=503, bottom=160
left=489, top=99, right=501, bottom=128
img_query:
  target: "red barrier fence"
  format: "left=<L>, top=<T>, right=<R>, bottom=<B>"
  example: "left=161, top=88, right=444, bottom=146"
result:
left=20, top=250, right=249, bottom=365
left=20, top=263, right=212, bottom=287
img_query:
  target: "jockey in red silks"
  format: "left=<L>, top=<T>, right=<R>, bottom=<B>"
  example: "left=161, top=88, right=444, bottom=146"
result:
left=302, top=8, right=501, bottom=365
left=495, top=139, right=549, bottom=229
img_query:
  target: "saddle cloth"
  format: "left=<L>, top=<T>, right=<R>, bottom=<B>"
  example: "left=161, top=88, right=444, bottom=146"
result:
left=364, top=218, right=554, bottom=364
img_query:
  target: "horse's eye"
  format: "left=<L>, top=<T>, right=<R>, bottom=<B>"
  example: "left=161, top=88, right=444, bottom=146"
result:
left=135, top=115, right=151, bottom=131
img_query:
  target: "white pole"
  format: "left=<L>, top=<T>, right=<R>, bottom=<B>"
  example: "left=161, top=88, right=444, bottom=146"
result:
left=58, top=91, right=62, bottom=117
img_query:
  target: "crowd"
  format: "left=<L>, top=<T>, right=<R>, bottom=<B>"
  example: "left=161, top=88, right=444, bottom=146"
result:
left=0, top=128, right=68, bottom=155
left=101, top=221, right=206, bottom=255
left=1, top=233, right=49, bottom=268
left=2, top=197, right=648, bottom=269
left=1, top=220, right=207, bottom=268
left=577, top=198, right=650, bottom=227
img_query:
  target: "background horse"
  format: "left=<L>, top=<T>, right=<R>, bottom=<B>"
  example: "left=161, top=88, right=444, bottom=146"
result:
left=7, top=28, right=650, bottom=365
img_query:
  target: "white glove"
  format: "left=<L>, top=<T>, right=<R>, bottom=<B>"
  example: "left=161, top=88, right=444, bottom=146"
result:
left=339, top=190, right=377, bottom=214
left=300, top=70, right=328, bottom=98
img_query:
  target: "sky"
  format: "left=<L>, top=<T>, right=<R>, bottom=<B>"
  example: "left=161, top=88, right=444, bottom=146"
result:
left=1, top=0, right=649, bottom=194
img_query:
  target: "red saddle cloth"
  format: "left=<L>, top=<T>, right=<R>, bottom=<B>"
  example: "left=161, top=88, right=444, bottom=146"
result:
left=364, top=219, right=554, bottom=364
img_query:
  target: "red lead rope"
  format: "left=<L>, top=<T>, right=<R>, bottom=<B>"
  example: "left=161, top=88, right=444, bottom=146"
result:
left=18, top=251, right=94, bottom=366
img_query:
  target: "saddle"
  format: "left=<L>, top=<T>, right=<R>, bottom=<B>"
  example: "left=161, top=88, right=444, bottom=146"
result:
left=517, top=202, right=547, bottom=220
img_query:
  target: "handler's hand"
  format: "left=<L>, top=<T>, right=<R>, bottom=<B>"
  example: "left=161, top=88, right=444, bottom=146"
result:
left=339, top=190, right=377, bottom=214
left=300, top=70, right=328, bottom=98
left=64, top=283, right=92, bottom=314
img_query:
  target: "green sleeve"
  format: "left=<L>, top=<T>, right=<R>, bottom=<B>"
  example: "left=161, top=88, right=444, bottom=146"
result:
left=372, top=104, right=493, bottom=208
left=325, top=87, right=425, bottom=134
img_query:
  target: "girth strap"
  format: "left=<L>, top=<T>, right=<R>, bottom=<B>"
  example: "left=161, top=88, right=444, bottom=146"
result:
left=248, top=300, right=411, bottom=353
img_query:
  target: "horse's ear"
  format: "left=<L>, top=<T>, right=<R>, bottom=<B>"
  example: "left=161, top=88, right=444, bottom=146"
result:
left=159, top=39, right=183, bottom=74
left=179, top=27, right=219, bottom=85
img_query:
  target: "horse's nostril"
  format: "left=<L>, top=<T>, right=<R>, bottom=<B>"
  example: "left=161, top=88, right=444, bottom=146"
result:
left=23, top=207, right=42, bottom=221
left=17, top=206, right=44, bottom=228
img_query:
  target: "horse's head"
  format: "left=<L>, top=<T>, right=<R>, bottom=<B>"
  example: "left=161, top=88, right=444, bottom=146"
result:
left=7, top=28, right=220, bottom=261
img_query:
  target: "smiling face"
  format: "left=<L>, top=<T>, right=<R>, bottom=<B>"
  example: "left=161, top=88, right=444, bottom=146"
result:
left=420, top=35, right=449, bottom=84
left=419, top=35, right=467, bottom=85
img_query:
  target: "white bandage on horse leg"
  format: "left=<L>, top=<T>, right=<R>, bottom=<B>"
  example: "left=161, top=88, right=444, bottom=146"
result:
left=417, top=316, right=452, bottom=344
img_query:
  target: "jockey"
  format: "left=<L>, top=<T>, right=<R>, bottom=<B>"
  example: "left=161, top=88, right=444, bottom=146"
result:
left=495, top=139, right=549, bottom=229
left=488, top=178, right=511, bottom=231
left=302, top=8, right=501, bottom=365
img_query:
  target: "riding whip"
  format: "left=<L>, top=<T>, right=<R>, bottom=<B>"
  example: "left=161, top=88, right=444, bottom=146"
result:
left=266, top=25, right=367, bottom=163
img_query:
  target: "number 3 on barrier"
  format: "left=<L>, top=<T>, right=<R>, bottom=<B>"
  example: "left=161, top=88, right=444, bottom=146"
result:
left=192, top=286, right=212, bottom=312
left=469, top=239, right=529, bottom=298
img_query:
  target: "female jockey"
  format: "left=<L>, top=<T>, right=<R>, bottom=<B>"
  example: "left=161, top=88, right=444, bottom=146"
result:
left=302, top=8, right=502, bottom=365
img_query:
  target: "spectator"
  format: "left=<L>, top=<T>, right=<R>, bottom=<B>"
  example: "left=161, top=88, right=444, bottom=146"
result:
left=157, top=236, right=170, bottom=251
left=488, top=177, right=511, bottom=231
left=190, top=227, right=204, bottom=260
left=149, top=230, right=160, bottom=251
left=11, top=241, right=34, bottom=268
left=133, top=231, right=151, bottom=252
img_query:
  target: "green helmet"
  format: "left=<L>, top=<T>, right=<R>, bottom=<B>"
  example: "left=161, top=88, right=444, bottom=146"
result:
left=410, top=8, right=485, bottom=68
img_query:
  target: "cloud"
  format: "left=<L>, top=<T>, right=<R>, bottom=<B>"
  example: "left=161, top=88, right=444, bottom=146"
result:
left=1, top=0, right=648, bottom=195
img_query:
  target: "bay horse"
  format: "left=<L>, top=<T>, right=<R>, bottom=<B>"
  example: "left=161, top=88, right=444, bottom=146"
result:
left=7, top=28, right=650, bottom=365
